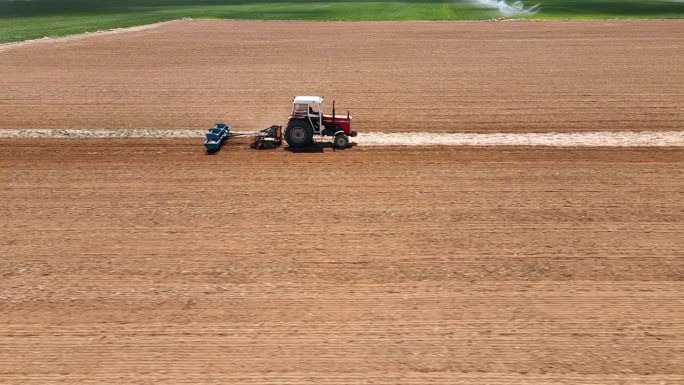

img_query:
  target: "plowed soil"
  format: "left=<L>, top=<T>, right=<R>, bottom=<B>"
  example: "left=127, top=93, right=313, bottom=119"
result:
left=1, top=140, right=683, bottom=384
left=0, top=19, right=683, bottom=132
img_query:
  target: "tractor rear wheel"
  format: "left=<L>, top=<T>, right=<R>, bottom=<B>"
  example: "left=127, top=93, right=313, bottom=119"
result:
left=334, top=134, right=349, bottom=149
left=285, top=120, right=314, bottom=148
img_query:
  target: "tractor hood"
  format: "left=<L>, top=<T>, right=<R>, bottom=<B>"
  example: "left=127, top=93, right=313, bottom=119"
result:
left=323, top=114, right=352, bottom=121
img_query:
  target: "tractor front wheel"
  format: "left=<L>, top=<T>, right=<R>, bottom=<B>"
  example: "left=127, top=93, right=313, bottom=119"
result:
left=334, top=134, right=349, bottom=149
left=285, top=120, right=313, bottom=148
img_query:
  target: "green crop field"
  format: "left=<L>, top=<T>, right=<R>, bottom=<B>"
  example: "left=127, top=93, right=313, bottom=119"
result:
left=0, top=1, right=683, bottom=43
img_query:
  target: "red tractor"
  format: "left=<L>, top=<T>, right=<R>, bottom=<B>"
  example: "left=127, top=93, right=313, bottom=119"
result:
left=284, top=96, right=356, bottom=148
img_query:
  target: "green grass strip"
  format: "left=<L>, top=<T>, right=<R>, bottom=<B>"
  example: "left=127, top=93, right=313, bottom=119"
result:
left=1, top=1, right=682, bottom=44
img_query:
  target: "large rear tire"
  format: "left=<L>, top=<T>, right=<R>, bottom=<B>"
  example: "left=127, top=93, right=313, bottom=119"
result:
left=285, top=120, right=314, bottom=148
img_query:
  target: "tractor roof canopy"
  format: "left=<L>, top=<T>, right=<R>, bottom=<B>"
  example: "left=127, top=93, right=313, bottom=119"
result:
left=293, top=96, right=323, bottom=105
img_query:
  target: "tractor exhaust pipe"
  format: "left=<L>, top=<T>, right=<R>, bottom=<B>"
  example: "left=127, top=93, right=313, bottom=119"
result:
left=332, top=100, right=336, bottom=124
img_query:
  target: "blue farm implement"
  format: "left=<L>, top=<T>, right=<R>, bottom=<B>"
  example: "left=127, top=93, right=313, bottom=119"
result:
left=204, top=123, right=231, bottom=154
left=204, top=122, right=283, bottom=154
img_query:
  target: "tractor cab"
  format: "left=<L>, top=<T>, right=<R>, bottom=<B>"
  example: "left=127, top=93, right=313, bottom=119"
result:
left=291, top=96, right=324, bottom=131
left=285, top=95, right=356, bottom=148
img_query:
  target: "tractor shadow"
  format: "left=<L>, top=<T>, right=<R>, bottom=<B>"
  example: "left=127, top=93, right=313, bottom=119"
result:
left=285, top=142, right=357, bottom=153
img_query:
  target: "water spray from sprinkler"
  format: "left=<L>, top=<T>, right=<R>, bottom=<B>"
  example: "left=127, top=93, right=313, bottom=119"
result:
left=472, top=0, right=540, bottom=16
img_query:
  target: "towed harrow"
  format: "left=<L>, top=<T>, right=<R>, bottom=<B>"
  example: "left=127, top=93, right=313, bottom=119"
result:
left=204, top=123, right=283, bottom=154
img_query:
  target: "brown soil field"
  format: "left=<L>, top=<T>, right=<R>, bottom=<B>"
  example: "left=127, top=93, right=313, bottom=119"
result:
left=1, top=139, right=683, bottom=384
left=0, top=19, right=683, bottom=133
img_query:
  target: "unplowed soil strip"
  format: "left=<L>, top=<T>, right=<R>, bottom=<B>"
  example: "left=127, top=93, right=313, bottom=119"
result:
left=359, top=131, right=684, bottom=147
left=0, top=128, right=200, bottom=138
left=1, top=129, right=682, bottom=147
